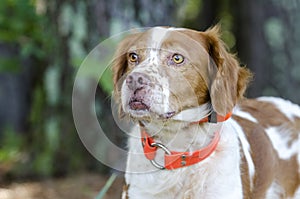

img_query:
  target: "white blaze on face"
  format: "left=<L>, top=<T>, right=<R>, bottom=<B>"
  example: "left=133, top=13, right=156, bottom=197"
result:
left=147, top=27, right=172, bottom=114
left=148, top=27, right=170, bottom=65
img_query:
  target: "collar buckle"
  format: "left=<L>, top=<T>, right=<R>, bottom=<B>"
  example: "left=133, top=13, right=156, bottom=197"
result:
left=149, top=142, right=171, bottom=170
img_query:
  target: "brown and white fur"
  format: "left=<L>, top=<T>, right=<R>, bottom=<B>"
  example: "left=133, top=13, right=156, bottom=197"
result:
left=112, top=26, right=300, bottom=199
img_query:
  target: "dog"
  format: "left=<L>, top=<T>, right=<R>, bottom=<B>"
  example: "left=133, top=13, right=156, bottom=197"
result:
left=112, top=26, right=300, bottom=199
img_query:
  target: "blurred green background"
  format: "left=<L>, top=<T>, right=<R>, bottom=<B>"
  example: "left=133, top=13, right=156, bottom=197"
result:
left=0, top=0, right=299, bottom=198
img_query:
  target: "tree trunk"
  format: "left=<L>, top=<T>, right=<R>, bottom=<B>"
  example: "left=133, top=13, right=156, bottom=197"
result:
left=233, top=0, right=300, bottom=103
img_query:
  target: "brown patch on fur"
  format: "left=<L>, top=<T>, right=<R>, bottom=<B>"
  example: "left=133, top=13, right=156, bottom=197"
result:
left=238, top=99, right=290, bottom=128
left=167, top=69, right=210, bottom=110
left=291, top=117, right=300, bottom=143
left=201, top=26, right=252, bottom=116
left=233, top=115, right=278, bottom=199
left=186, top=71, right=211, bottom=105
left=122, top=184, right=130, bottom=199
left=277, top=155, right=300, bottom=197
left=239, top=140, right=251, bottom=199
left=294, top=117, right=300, bottom=131
left=283, top=116, right=300, bottom=198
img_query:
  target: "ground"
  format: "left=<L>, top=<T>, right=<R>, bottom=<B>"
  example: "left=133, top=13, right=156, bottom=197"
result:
left=0, top=173, right=124, bottom=199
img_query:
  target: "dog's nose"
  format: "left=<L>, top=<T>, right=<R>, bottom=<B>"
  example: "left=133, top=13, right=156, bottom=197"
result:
left=126, top=72, right=150, bottom=90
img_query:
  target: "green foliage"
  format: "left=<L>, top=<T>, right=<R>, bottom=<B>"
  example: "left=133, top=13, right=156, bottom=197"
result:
left=29, top=85, right=45, bottom=126
left=31, top=116, right=62, bottom=176
left=178, top=0, right=202, bottom=21
left=0, top=0, right=36, bottom=42
left=0, top=128, right=22, bottom=165
left=99, top=69, right=113, bottom=94
left=0, top=0, right=47, bottom=75
left=15, top=0, right=98, bottom=178
left=0, top=57, right=20, bottom=73
left=32, top=150, right=54, bottom=176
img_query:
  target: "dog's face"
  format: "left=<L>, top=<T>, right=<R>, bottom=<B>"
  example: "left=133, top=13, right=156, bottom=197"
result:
left=112, top=26, right=251, bottom=121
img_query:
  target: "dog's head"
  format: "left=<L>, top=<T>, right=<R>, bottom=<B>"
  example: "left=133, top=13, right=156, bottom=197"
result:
left=112, top=26, right=252, bottom=122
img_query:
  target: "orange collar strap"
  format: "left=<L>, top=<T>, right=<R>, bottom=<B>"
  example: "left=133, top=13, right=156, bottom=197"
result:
left=140, top=111, right=232, bottom=170
left=141, top=130, right=220, bottom=170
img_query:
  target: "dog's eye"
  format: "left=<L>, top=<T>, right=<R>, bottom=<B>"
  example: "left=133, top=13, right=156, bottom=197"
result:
left=128, top=53, right=139, bottom=63
left=172, top=54, right=184, bottom=64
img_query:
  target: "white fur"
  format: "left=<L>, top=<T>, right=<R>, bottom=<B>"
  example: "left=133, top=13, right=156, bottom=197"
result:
left=265, top=126, right=300, bottom=160
left=172, top=103, right=212, bottom=122
left=233, top=106, right=258, bottom=123
left=231, top=118, right=255, bottom=191
left=148, top=27, right=171, bottom=114
left=265, top=182, right=285, bottom=199
left=293, top=187, right=300, bottom=199
left=148, top=27, right=169, bottom=65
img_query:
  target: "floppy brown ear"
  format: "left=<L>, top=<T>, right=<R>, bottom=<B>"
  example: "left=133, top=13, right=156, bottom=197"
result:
left=203, top=25, right=252, bottom=116
left=112, top=38, right=129, bottom=93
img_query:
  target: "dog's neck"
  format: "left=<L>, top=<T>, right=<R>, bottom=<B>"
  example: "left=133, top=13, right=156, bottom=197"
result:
left=171, top=103, right=213, bottom=122
left=139, top=103, right=213, bottom=133
left=139, top=106, right=223, bottom=152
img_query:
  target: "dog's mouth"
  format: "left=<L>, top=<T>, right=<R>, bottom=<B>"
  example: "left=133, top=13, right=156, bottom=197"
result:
left=129, top=98, right=150, bottom=111
left=128, top=97, right=176, bottom=119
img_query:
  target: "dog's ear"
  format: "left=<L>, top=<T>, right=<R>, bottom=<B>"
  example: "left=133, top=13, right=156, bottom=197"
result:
left=112, top=36, right=130, bottom=93
left=202, top=25, right=252, bottom=116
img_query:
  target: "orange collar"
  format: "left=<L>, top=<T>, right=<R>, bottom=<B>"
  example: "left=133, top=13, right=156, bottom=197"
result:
left=140, top=111, right=232, bottom=170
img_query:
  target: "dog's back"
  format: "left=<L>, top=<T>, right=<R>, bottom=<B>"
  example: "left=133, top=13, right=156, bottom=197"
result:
left=233, top=97, right=300, bottom=199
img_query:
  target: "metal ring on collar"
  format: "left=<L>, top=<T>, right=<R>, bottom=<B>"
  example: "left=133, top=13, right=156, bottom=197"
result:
left=149, top=142, right=171, bottom=170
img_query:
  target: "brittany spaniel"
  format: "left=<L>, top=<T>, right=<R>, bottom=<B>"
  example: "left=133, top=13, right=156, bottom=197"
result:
left=112, top=26, right=300, bottom=199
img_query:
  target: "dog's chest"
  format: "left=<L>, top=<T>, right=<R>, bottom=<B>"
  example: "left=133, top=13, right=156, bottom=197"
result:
left=124, top=122, right=243, bottom=199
